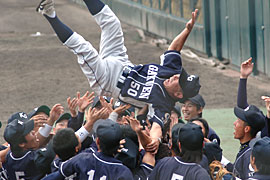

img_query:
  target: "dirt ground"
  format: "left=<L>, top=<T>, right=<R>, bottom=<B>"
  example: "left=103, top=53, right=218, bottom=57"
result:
left=0, top=0, right=269, bottom=143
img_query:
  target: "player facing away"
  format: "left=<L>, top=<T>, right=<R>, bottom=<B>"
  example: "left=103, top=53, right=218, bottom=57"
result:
left=37, top=0, right=201, bottom=149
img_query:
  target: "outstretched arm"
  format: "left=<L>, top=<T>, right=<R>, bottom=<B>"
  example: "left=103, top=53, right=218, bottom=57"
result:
left=168, top=9, right=198, bottom=51
left=237, top=58, right=253, bottom=108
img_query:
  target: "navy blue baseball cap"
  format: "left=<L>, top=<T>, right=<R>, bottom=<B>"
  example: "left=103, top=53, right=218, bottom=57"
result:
left=234, top=105, right=265, bottom=131
left=171, top=123, right=185, bottom=150
left=203, top=142, right=222, bottom=164
left=94, top=119, right=123, bottom=148
left=115, top=137, right=139, bottom=169
left=188, top=94, right=205, bottom=108
left=8, top=112, right=30, bottom=124
left=252, top=137, right=270, bottom=164
left=4, top=118, right=34, bottom=145
left=178, top=122, right=204, bottom=151
left=55, top=113, right=71, bottom=124
left=28, top=105, right=50, bottom=118
left=179, top=68, right=201, bottom=103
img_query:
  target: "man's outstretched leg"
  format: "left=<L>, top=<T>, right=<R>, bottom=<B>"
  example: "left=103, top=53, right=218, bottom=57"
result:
left=36, top=0, right=130, bottom=98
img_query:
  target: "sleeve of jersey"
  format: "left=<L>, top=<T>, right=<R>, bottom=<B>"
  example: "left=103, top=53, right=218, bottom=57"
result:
left=133, top=163, right=153, bottom=180
left=68, top=111, right=84, bottom=131
left=147, top=160, right=162, bottom=180
left=34, top=141, right=56, bottom=173
left=160, top=50, right=182, bottom=70
left=41, top=171, right=64, bottom=180
left=59, top=154, right=81, bottom=178
left=149, top=108, right=165, bottom=128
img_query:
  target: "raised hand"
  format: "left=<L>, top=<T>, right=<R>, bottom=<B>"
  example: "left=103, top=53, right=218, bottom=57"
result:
left=77, top=91, right=95, bottom=113
left=31, top=114, right=48, bottom=131
left=99, top=96, right=114, bottom=114
left=186, top=9, right=198, bottom=32
left=262, top=96, right=270, bottom=118
left=67, top=97, right=78, bottom=117
left=84, top=107, right=109, bottom=131
left=113, top=104, right=131, bottom=116
left=240, top=57, right=254, bottom=78
left=47, top=104, right=64, bottom=126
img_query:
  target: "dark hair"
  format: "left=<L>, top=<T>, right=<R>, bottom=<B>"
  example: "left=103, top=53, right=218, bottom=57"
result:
left=99, top=139, right=119, bottom=156
left=171, top=139, right=180, bottom=156
left=243, top=122, right=258, bottom=138
left=252, top=153, right=270, bottom=175
left=179, top=145, right=203, bottom=163
left=53, top=128, right=79, bottom=161
left=155, top=143, right=171, bottom=160
left=120, top=125, right=139, bottom=147
left=10, top=136, right=27, bottom=153
left=190, top=118, right=209, bottom=138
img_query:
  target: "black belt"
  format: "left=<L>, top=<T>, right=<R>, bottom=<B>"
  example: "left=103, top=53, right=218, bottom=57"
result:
left=117, top=66, right=133, bottom=89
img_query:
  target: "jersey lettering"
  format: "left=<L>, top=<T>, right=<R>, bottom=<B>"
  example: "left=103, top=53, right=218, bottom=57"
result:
left=171, top=173, right=183, bottom=180
left=127, top=81, right=140, bottom=97
left=87, top=170, right=107, bottom=180
left=15, top=171, right=25, bottom=180
left=139, top=65, right=158, bottom=99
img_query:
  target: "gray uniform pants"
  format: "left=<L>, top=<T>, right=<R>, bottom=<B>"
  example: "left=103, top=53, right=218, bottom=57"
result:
left=64, top=5, right=133, bottom=98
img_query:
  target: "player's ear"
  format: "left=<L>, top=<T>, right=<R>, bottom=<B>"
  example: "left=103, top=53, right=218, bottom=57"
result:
left=96, top=137, right=101, bottom=150
left=178, top=142, right=182, bottom=153
left=244, top=125, right=251, bottom=134
left=18, top=142, right=26, bottom=148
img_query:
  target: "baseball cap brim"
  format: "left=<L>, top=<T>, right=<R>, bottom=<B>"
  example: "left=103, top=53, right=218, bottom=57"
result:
left=23, top=119, right=35, bottom=136
left=55, top=113, right=71, bottom=124
left=28, top=105, right=50, bottom=118
left=234, top=107, right=247, bottom=122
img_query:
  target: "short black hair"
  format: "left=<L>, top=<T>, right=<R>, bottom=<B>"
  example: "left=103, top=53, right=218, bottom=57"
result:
left=99, top=139, right=120, bottom=157
left=53, top=128, right=79, bottom=161
left=179, top=145, right=203, bottom=163
left=252, top=153, right=270, bottom=175
left=243, top=122, right=259, bottom=138
left=190, top=118, right=209, bottom=138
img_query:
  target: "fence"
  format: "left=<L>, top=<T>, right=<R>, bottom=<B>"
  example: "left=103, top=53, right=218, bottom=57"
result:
left=71, top=0, right=270, bottom=78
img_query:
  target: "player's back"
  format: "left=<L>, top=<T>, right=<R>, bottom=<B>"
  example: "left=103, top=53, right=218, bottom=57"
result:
left=3, top=150, right=45, bottom=180
left=148, top=156, right=211, bottom=180
left=60, top=152, right=134, bottom=180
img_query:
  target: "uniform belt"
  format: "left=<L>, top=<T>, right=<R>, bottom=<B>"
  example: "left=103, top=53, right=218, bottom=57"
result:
left=117, top=66, right=133, bottom=89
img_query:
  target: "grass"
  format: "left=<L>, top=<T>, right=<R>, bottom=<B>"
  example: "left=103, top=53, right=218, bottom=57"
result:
left=203, top=107, right=267, bottom=162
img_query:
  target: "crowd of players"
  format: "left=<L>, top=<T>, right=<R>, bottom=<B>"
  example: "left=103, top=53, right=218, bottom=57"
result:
left=1, top=0, right=270, bottom=179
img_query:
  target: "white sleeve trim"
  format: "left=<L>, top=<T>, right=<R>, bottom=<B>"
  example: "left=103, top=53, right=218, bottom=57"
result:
left=38, top=124, right=53, bottom=138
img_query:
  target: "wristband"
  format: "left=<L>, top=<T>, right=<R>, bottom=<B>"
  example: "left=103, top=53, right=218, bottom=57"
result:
left=75, top=126, right=90, bottom=142
left=38, top=124, right=53, bottom=138
left=221, top=155, right=230, bottom=167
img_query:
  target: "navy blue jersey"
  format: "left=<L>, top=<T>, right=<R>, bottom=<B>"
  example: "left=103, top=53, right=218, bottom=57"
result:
left=59, top=152, right=133, bottom=180
left=120, top=50, right=183, bottom=128
left=133, top=163, right=153, bottom=180
left=233, top=143, right=254, bottom=179
left=148, top=156, right=211, bottom=180
left=208, top=127, right=221, bottom=145
left=248, top=173, right=270, bottom=180
left=3, top=146, right=55, bottom=180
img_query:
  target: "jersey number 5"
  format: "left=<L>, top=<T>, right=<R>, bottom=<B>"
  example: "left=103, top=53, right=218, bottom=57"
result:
left=87, top=170, right=106, bottom=180
left=15, top=171, right=25, bottom=180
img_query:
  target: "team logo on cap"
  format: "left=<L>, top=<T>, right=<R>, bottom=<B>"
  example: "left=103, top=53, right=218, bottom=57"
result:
left=244, top=106, right=250, bottom=111
left=19, top=112, right=27, bottom=119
